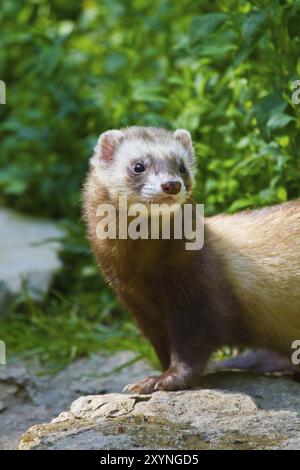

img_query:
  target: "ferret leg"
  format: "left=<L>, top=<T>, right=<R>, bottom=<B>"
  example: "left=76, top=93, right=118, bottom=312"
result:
left=124, top=350, right=209, bottom=394
left=151, top=349, right=211, bottom=392
left=136, top=319, right=170, bottom=370
left=123, top=320, right=171, bottom=394
left=147, top=331, right=170, bottom=371
left=124, top=310, right=214, bottom=394
left=206, top=350, right=299, bottom=376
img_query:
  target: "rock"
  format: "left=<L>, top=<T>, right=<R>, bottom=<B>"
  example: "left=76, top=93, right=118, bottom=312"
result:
left=0, top=363, right=47, bottom=450
left=0, top=351, right=156, bottom=450
left=0, top=403, right=50, bottom=451
left=280, top=438, right=300, bottom=450
left=0, top=364, right=39, bottom=407
left=2, top=352, right=300, bottom=450
left=33, top=351, right=157, bottom=412
left=18, top=372, right=300, bottom=450
left=0, top=208, right=62, bottom=314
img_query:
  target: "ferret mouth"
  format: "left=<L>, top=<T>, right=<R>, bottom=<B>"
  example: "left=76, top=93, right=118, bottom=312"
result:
left=156, top=195, right=181, bottom=205
left=143, top=194, right=186, bottom=206
left=138, top=190, right=187, bottom=205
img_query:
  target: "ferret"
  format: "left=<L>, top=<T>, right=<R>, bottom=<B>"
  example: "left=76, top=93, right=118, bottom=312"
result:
left=83, top=126, right=300, bottom=393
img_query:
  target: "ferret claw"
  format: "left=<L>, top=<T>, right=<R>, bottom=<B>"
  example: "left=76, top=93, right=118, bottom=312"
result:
left=153, top=381, right=161, bottom=391
left=122, top=376, right=161, bottom=394
left=122, top=383, right=134, bottom=393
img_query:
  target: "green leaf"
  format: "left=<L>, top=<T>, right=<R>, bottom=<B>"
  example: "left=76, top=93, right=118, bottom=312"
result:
left=267, top=112, right=295, bottom=131
left=3, top=179, right=27, bottom=195
left=277, top=187, right=287, bottom=201
left=132, top=84, right=167, bottom=104
left=253, top=92, right=287, bottom=128
left=242, top=10, right=268, bottom=45
left=105, top=53, right=127, bottom=74
left=192, top=40, right=236, bottom=59
left=189, top=13, right=229, bottom=45
left=228, top=198, right=255, bottom=213
left=233, top=44, right=254, bottom=67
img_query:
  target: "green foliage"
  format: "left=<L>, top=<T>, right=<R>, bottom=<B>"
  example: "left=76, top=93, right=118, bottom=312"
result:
left=1, top=0, right=300, bottom=218
left=1, top=0, right=300, bottom=366
left=0, top=289, right=159, bottom=373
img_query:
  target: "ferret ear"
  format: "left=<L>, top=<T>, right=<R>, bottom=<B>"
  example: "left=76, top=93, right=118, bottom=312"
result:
left=173, top=129, right=193, bottom=151
left=95, top=130, right=124, bottom=162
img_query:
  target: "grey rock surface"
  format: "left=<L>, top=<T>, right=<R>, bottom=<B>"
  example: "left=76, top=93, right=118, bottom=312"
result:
left=0, top=351, right=156, bottom=450
left=17, top=369, right=300, bottom=450
left=0, top=208, right=62, bottom=313
left=2, top=350, right=300, bottom=451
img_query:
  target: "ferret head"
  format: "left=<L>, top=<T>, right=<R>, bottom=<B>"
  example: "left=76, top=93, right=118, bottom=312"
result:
left=90, top=126, right=196, bottom=207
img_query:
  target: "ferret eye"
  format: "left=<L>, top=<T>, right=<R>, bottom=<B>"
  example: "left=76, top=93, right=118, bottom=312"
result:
left=179, top=163, right=187, bottom=174
left=133, top=163, right=145, bottom=173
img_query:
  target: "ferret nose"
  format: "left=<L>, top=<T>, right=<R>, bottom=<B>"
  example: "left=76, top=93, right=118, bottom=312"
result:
left=161, top=181, right=182, bottom=195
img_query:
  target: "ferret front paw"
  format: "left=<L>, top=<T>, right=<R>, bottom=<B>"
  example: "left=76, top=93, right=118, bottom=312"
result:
left=123, top=376, right=161, bottom=394
left=123, top=370, right=192, bottom=394
left=152, top=370, right=192, bottom=391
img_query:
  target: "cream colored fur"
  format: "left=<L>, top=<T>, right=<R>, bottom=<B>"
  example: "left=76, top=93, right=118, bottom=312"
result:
left=207, top=201, right=300, bottom=354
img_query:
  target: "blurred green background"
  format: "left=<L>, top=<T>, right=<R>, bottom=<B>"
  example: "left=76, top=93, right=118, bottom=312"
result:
left=0, top=0, right=300, bottom=371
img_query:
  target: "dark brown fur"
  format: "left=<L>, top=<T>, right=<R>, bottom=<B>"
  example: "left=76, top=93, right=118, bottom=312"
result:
left=83, top=171, right=259, bottom=392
